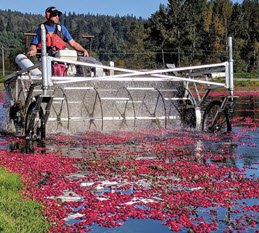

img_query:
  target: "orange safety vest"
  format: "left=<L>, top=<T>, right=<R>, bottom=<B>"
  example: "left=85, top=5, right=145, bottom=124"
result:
left=37, top=24, right=67, bottom=53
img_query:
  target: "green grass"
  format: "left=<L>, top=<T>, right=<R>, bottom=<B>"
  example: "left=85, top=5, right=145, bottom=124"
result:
left=233, top=71, right=259, bottom=87
left=235, top=71, right=259, bottom=79
left=0, top=167, right=50, bottom=233
left=234, top=79, right=259, bottom=87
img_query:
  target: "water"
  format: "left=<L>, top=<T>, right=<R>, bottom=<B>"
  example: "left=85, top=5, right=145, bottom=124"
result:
left=0, top=93, right=258, bottom=233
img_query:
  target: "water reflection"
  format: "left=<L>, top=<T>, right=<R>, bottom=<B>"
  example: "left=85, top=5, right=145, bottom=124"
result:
left=9, top=140, right=46, bottom=154
left=234, top=95, right=259, bottom=119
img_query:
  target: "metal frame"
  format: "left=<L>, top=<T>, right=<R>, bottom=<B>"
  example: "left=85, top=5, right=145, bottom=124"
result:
left=4, top=29, right=235, bottom=138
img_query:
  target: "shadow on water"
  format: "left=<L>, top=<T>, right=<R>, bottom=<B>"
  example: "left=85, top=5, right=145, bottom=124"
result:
left=8, top=140, right=46, bottom=154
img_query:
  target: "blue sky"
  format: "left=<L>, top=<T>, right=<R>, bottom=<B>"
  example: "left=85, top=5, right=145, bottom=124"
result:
left=0, top=0, right=243, bottom=19
left=0, top=0, right=168, bottom=18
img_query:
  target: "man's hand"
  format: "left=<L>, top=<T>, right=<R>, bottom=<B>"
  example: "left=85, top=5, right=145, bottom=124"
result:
left=27, top=50, right=37, bottom=57
left=27, top=45, right=37, bottom=57
left=83, top=50, right=89, bottom=57
left=69, top=39, right=89, bottom=57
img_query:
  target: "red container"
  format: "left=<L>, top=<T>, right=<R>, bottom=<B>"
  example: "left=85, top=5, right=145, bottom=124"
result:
left=52, top=63, right=66, bottom=76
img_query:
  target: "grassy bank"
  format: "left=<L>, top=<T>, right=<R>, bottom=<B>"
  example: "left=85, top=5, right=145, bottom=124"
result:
left=0, top=167, right=50, bottom=233
left=234, top=79, right=259, bottom=87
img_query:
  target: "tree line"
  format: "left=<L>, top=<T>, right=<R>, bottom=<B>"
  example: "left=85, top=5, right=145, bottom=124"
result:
left=0, top=0, right=258, bottom=73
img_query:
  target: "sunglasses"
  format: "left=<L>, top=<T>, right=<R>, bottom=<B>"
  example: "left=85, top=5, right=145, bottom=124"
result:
left=51, top=12, right=60, bottom=17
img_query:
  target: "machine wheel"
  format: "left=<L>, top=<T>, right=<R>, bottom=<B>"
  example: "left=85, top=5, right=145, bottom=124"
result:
left=49, top=87, right=70, bottom=131
left=113, top=87, right=136, bottom=130
left=81, top=88, right=103, bottom=130
left=202, top=100, right=231, bottom=133
left=140, top=88, right=167, bottom=128
left=168, top=86, right=197, bottom=129
left=25, top=101, right=45, bottom=140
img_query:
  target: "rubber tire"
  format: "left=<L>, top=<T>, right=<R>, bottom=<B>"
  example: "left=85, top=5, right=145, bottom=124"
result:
left=25, top=102, right=45, bottom=140
left=202, top=100, right=231, bottom=133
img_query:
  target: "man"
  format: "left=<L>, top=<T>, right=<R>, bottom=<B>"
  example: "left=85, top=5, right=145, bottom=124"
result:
left=28, top=6, right=89, bottom=57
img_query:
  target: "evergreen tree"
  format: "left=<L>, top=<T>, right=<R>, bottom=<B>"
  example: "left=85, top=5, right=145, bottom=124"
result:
left=123, top=21, right=155, bottom=69
left=0, top=2, right=258, bottom=73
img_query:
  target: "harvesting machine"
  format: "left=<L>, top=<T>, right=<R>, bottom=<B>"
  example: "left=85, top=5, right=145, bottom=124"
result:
left=3, top=26, right=236, bottom=140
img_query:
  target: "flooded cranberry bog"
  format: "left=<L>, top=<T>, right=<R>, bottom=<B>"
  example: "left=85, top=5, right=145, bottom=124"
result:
left=0, top=35, right=258, bottom=232
left=0, top=91, right=258, bottom=233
